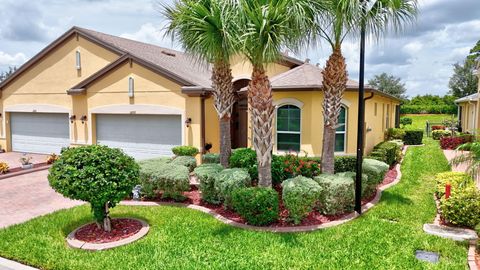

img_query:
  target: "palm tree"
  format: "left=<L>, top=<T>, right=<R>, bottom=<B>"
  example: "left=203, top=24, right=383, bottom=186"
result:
left=162, top=0, right=239, bottom=167
left=238, top=0, right=322, bottom=187
left=452, top=143, right=480, bottom=183
left=319, top=0, right=418, bottom=174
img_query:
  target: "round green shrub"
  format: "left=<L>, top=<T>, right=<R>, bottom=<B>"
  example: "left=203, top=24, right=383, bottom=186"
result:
left=149, top=163, right=190, bottom=201
left=434, top=172, right=473, bottom=198
left=229, top=148, right=258, bottom=179
left=170, top=156, right=197, bottom=172
left=232, top=187, right=279, bottom=226
left=172, top=146, right=199, bottom=156
left=363, top=158, right=389, bottom=185
left=214, top=168, right=251, bottom=208
left=194, top=163, right=224, bottom=204
left=281, top=176, right=321, bottom=224
left=48, top=145, right=139, bottom=230
left=314, top=174, right=354, bottom=215
left=400, top=117, right=412, bottom=127
left=202, top=153, right=220, bottom=164
left=440, top=187, right=480, bottom=228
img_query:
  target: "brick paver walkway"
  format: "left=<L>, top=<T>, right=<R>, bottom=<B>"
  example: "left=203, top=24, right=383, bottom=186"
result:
left=0, top=170, right=83, bottom=229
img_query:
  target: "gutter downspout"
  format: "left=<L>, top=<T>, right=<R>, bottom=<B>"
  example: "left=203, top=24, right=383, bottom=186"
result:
left=200, top=94, right=206, bottom=154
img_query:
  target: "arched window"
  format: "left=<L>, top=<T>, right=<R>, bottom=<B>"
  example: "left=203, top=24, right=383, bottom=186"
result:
left=335, top=106, right=347, bottom=152
left=276, top=105, right=301, bottom=152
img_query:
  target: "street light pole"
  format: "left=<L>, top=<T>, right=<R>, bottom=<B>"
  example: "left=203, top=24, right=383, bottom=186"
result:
left=355, top=0, right=370, bottom=214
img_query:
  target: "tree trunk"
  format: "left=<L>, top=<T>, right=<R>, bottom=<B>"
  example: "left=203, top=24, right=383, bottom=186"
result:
left=211, top=61, right=236, bottom=168
left=321, top=46, right=348, bottom=174
left=219, top=116, right=232, bottom=167
left=248, top=65, right=274, bottom=187
left=95, top=202, right=112, bottom=232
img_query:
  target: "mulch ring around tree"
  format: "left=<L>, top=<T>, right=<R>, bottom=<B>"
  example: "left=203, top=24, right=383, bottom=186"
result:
left=67, top=218, right=150, bottom=250
left=135, top=165, right=399, bottom=228
left=74, top=218, right=143, bottom=244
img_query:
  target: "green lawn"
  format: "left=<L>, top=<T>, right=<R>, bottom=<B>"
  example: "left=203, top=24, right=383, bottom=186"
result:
left=402, top=114, right=457, bottom=131
left=0, top=139, right=469, bottom=269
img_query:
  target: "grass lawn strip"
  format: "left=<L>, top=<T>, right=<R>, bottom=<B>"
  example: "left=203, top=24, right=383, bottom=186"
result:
left=0, top=138, right=469, bottom=269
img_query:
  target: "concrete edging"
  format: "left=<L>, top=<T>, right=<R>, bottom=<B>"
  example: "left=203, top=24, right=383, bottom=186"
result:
left=0, top=165, right=51, bottom=180
left=120, top=146, right=407, bottom=233
left=66, top=218, right=149, bottom=251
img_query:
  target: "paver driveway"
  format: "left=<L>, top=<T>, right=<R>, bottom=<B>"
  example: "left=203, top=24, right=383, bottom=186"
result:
left=0, top=170, right=83, bottom=229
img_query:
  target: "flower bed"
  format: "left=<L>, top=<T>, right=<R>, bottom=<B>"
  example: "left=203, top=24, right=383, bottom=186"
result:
left=74, top=218, right=143, bottom=244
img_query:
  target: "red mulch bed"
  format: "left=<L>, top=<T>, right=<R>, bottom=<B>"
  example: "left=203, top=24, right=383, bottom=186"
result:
left=74, top=218, right=142, bottom=244
left=138, top=165, right=399, bottom=227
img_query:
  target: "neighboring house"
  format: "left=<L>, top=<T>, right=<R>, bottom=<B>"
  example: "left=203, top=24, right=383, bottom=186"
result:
left=455, top=60, right=480, bottom=133
left=0, top=27, right=400, bottom=159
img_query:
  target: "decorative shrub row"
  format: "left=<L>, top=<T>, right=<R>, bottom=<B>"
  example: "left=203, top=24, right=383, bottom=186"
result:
left=282, top=176, right=322, bottom=224
left=434, top=172, right=473, bottom=198
left=231, top=187, right=279, bottom=226
left=367, top=141, right=402, bottom=166
left=172, top=146, right=199, bottom=157
left=214, top=168, right=251, bottom=208
left=400, top=104, right=457, bottom=114
left=385, top=128, right=405, bottom=141
left=432, top=130, right=452, bottom=140
left=202, top=153, right=220, bottom=164
left=170, top=156, right=197, bottom=172
left=440, top=187, right=480, bottom=228
left=362, top=159, right=389, bottom=197
left=334, top=156, right=357, bottom=173
left=314, top=174, right=354, bottom=215
left=194, top=163, right=224, bottom=204
left=404, top=130, right=423, bottom=145
left=440, top=137, right=465, bottom=150
left=431, top=125, right=445, bottom=131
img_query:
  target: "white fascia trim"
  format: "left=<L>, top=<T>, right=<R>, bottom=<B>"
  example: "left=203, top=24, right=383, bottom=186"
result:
left=90, top=104, right=184, bottom=115
left=5, top=104, right=71, bottom=113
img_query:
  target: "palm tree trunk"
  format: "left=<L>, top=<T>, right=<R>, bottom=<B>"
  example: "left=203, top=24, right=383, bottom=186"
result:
left=211, top=61, right=236, bottom=168
left=321, top=46, right=348, bottom=174
left=248, top=65, right=274, bottom=187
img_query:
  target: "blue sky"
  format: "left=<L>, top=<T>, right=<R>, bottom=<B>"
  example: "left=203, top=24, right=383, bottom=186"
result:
left=0, top=0, right=479, bottom=97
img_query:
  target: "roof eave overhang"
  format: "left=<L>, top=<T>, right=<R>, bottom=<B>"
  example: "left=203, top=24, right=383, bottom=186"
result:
left=181, top=86, right=212, bottom=97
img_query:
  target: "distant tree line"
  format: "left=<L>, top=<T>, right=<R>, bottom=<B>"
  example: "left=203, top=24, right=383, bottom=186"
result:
left=0, top=66, right=17, bottom=82
left=401, top=95, right=457, bottom=115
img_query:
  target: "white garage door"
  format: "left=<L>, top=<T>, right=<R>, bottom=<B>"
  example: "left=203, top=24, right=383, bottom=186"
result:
left=11, top=112, right=70, bottom=154
left=96, top=114, right=182, bottom=160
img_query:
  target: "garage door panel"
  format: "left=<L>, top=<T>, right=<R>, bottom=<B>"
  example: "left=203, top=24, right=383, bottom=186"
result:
left=11, top=113, right=70, bottom=154
left=96, top=114, right=182, bottom=160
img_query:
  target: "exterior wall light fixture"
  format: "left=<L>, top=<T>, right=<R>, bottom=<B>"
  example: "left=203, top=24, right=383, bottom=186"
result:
left=69, top=115, right=76, bottom=123
left=80, top=115, right=87, bottom=124
left=185, top=118, right=192, bottom=127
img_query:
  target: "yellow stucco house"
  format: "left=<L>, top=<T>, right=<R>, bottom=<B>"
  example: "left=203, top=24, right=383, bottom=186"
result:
left=456, top=61, right=480, bottom=133
left=0, top=27, right=400, bottom=159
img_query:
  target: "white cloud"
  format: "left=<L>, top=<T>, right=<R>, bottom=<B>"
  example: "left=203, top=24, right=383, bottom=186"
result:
left=0, top=51, right=27, bottom=68
left=120, top=22, right=178, bottom=49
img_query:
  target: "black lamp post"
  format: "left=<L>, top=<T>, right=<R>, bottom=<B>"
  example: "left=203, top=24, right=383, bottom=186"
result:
left=355, top=0, right=375, bottom=214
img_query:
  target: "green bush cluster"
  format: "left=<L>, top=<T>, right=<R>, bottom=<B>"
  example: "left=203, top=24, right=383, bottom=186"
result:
left=48, top=145, right=140, bottom=224
left=214, top=168, right=251, bottom=208
left=400, top=117, right=412, bottom=127
left=362, top=159, right=389, bottom=197
left=229, top=148, right=258, bottom=179
left=172, top=146, right=199, bottom=157
left=432, top=130, right=453, bottom=140
left=281, top=176, right=321, bottom=224
left=440, top=187, right=480, bottom=228
left=367, top=141, right=401, bottom=166
left=404, top=130, right=423, bottom=145
left=337, top=171, right=374, bottom=200
left=434, top=172, right=473, bottom=198
left=139, top=158, right=190, bottom=201
left=385, top=128, right=406, bottom=141
left=202, top=153, right=220, bottom=164
left=231, top=187, right=279, bottom=226
left=400, top=105, right=457, bottom=114
left=170, top=156, right=197, bottom=172
left=314, top=174, right=354, bottom=215
left=194, top=163, right=224, bottom=204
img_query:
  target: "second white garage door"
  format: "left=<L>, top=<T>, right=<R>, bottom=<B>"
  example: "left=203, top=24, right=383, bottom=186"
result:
left=96, top=114, right=182, bottom=160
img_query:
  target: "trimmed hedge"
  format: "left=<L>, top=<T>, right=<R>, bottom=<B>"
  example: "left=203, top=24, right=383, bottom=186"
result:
left=334, top=156, right=357, bottom=173
left=367, top=141, right=401, bottom=166
left=400, top=104, right=457, bottom=114
left=231, top=187, right=279, bottom=226
left=202, top=153, right=220, bottom=164
left=440, top=187, right=480, bottom=228
left=194, top=163, right=224, bottom=204
left=170, top=156, right=197, bottom=172
left=432, top=130, right=452, bottom=140
left=434, top=172, right=474, bottom=198
left=362, top=159, right=389, bottom=197
left=281, top=176, right=321, bottom=224
left=314, top=174, right=354, bottom=215
left=404, top=130, right=423, bottom=145
left=337, top=171, right=374, bottom=200
left=400, top=117, right=412, bottom=127
left=172, top=146, right=199, bottom=157
left=214, top=168, right=251, bottom=208
left=385, top=128, right=406, bottom=141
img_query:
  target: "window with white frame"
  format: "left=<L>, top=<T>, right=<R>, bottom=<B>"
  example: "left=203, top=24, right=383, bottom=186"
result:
left=276, top=104, right=301, bottom=152
left=335, top=106, right=347, bottom=152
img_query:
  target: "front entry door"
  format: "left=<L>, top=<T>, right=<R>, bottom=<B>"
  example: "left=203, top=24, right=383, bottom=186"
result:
left=231, top=98, right=248, bottom=149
